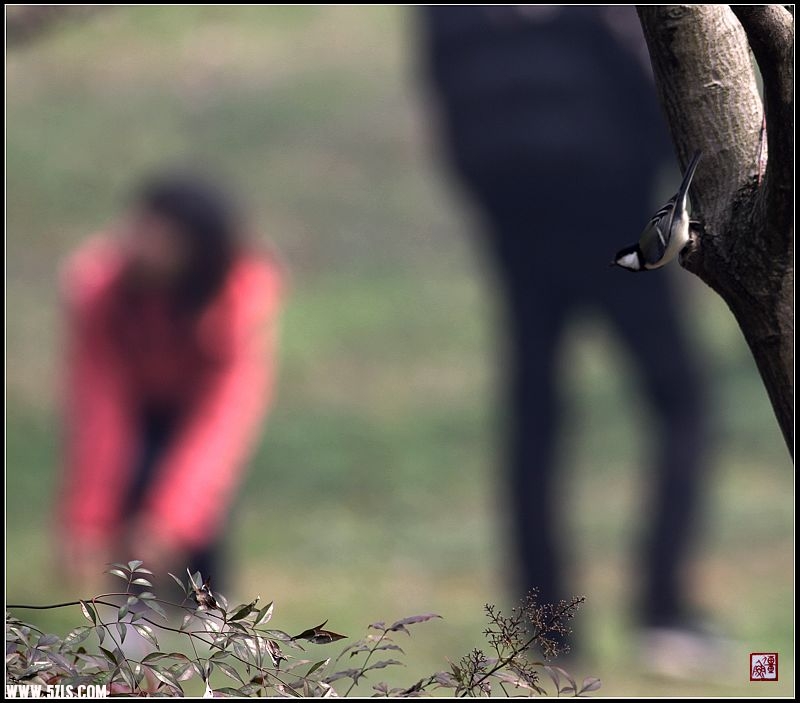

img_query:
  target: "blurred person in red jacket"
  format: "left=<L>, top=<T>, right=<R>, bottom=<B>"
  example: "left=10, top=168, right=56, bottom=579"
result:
left=58, top=174, right=283, bottom=591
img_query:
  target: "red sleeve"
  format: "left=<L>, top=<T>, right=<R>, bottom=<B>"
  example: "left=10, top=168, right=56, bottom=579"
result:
left=60, top=245, right=136, bottom=550
left=138, top=260, right=282, bottom=551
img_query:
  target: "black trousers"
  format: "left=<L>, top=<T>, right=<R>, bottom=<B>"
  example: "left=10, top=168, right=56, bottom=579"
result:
left=125, top=412, right=224, bottom=590
left=465, top=164, right=710, bottom=629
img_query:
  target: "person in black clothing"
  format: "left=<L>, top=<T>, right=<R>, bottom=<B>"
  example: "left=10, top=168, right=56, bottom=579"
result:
left=420, top=6, right=711, bottom=656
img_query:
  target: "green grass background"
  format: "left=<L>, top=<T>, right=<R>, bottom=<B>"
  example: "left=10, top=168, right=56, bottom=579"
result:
left=6, top=6, right=793, bottom=696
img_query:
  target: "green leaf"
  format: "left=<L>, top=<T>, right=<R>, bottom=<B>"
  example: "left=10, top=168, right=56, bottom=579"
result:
left=141, top=652, right=170, bottom=663
left=254, top=602, right=274, bottom=626
left=107, top=568, right=129, bottom=581
left=168, top=572, right=188, bottom=595
left=167, top=652, right=192, bottom=662
left=131, top=578, right=153, bottom=587
left=149, top=665, right=183, bottom=694
left=132, top=623, right=159, bottom=649
left=95, top=625, right=106, bottom=646
left=142, top=599, right=167, bottom=620
left=94, top=672, right=114, bottom=688
left=118, top=664, right=137, bottom=691
left=7, top=625, right=31, bottom=646
left=118, top=595, right=138, bottom=621
left=98, top=646, right=117, bottom=665
left=79, top=601, right=97, bottom=625
left=229, top=603, right=255, bottom=621
left=200, top=615, right=222, bottom=634
left=64, top=627, right=92, bottom=648
left=233, top=640, right=250, bottom=663
left=171, top=661, right=196, bottom=682
left=115, top=621, right=127, bottom=644
left=306, top=658, right=330, bottom=676
left=138, top=591, right=156, bottom=600
left=19, top=661, right=53, bottom=677
left=127, top=560, right=144, bottom=571
left=215, top=661, right=244, bottom=684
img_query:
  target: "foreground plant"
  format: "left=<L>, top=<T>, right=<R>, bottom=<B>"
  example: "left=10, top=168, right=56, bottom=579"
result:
left=6, top=561, right=599, bottom=697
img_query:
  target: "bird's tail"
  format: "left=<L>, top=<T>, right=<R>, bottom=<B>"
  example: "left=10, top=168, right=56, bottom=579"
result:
left=676, top=149, right=702, bottom=210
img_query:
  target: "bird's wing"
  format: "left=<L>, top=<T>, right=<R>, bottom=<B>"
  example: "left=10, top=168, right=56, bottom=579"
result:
left=638, top=196, right=677, bottom=265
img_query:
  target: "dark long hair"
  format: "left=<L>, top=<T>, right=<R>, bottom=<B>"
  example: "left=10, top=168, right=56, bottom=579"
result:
left=135, top=174, right=241, bottom=316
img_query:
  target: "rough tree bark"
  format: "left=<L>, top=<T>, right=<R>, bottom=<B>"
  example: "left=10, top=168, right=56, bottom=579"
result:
left=637, top=5, right=794, bottom=456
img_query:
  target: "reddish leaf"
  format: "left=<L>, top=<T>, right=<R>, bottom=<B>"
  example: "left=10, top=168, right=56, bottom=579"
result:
left=580, top=677, right=602, bottom=693
left=292, top=621, right=347, bottom=645
left=387, top=614, right=442, bottom=635
left=365, top=659, right=403, bottom=672
left=265, top=639, right=286, bottom=667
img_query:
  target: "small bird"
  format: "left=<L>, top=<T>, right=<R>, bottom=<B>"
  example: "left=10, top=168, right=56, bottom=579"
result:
left=187, top=568, right=219, bottom=611
left=611, top=150, right=703, bottom=272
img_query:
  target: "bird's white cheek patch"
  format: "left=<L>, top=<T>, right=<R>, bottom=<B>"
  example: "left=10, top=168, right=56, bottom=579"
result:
left=619, top=252, right=640, bottom=270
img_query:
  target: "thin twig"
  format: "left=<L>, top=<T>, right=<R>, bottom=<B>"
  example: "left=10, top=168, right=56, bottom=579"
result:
left=457, top=601, right=577, bottom=698
left=343, top=627, right=389, bottom=696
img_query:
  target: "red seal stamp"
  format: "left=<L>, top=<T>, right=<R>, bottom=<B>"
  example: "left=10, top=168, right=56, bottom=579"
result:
left=750, top=653, right=778, bottom=681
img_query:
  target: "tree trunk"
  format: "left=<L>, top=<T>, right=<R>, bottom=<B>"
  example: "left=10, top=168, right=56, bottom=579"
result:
left=636, top=5, right=794, bottom=456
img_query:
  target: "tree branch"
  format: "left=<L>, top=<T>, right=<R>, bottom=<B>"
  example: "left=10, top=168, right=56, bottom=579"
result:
left=637, top=5, right=794, bottom=456
left=731, top=5, right=794, bottom=239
